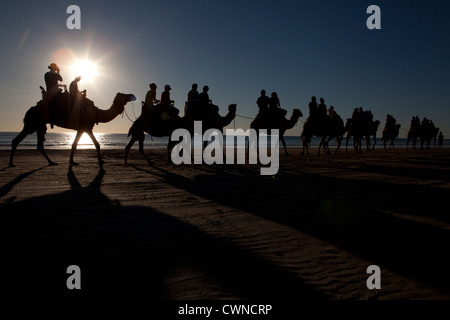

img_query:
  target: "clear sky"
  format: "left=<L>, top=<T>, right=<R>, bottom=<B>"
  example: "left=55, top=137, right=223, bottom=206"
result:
left=1, top=0, right=449, bottom=137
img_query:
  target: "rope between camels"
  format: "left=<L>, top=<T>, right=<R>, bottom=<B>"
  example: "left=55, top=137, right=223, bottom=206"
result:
left=236, top=113, right=254, bottom=120
left=123, top=108, right=135, bottom=123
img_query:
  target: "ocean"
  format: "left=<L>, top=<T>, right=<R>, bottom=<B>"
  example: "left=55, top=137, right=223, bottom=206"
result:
left=0, top=131, right=448, bottom=150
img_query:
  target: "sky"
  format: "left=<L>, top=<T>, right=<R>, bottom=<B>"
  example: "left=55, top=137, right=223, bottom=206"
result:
left=0, top=0, right=449, bottom=137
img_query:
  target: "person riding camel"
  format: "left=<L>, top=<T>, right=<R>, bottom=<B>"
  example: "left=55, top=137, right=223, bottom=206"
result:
left=44, top=63, right=68, bottom=128
left=317, top=98, right=327, bottom=116
left=266, top=91, right=287, bottom=121
left=159, top=84, right=179, bottom=120
left=385, top=114, right=397, bottom=130
left=69, top=76, right=87, bottom=98
left=69, top=76, right=88, bottom=117
left=308, top=96, right=318, bottom=119
left=257, top=90, right=270, bottom=116
left=328, top=105, right=337, bottom=118
left=44, top=63, right=65, bottom=98
left=145, top=83, right=159, bottom=109
left=186, top=83, right=200, bottom=119
left=199, top=85, right=219, bottom=121
left=268, top=92, right=280, bottom=110
left=199, top=85, right=212, bottom=107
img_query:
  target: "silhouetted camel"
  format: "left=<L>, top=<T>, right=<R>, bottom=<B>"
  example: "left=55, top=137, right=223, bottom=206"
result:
left=125, top=103, right=237, bottom=164
left=345, top=119, right=380, bottom=152
left=345, top=119, right=364, bottom=153
left=300, top=115, right=332, bottom=156
left=382, top=124, right=401, bottom=151
left=251, top=109, right=302, bottom=157
left=9, top=92, right=136, bottom=167
left=420, top=123, right=440, bottom=150
left=365, top=120, right=381, bottom=151
left=324, top=115, right=348, bottom=154
left=407, top=124, right=420, bottom=151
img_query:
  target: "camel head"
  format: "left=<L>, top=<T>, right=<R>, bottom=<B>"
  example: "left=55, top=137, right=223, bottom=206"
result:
left=373, top=120, right=380, bottom=129
left=344, top=118, right=352, bottom=131
left=112, top=93, right=136, bottom=114
left=292, top=109, right=303, bottom=118
left=228, top=104, right=237, bottom=113
left=284, top=109, right=303, bottom=130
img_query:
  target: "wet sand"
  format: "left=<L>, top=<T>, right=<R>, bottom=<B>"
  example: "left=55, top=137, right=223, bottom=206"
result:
left=1, top=147, right=450, bottom=300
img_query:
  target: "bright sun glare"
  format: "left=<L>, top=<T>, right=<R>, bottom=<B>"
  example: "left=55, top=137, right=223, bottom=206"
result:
left=72, top=59, right=98, bottom=82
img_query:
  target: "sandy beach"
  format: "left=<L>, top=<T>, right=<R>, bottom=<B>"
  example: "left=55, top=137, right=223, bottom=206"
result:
left=1, top=146, right=450, bottom=300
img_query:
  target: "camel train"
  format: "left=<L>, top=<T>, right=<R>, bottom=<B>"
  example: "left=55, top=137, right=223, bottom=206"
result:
left=301, top=105, right=384, bottom=156
left=8, top=79, right=442, bottom=167
left=406, top=116, right=440, bottom=151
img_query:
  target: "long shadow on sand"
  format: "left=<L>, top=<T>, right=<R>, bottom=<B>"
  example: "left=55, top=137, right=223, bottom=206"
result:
left=130, top=159, right=450, bottom=298
left=0, top=166, right=327, bottom=299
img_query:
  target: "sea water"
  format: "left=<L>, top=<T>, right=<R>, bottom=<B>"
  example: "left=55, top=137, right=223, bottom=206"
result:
left=0, top=131, right=448, bottom=150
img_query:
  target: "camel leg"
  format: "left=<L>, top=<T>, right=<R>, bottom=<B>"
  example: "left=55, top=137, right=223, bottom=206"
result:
left=324, top=137, right=330, bottom=155
left=280, top=136, right=289, bottom=157
left=124, top=136, right=136, bottom=165
left=301, top=135, right=309, bottom=156
left=70, top=131, right=83, bottom=166
left=300, top=135, right=305, bottom=156
left=9, top=130, right=29, bottom=167
left=335, top=136, right=342, bottom=154
left=138, top=138, right=145, bottom=156
left=345, top=134, right=350, bottom=153
left=304, top=137, right=311, bottom=156
left=326, top=137, right=332, bottom=154
left=86, top=130, right=105, bottom=167
left=317, top=138, right=323, bottom=156
left=37, top=129, right=57, bottom=166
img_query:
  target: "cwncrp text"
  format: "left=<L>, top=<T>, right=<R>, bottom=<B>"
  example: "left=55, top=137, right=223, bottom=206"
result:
left=177, top=304, right=273, bottom=317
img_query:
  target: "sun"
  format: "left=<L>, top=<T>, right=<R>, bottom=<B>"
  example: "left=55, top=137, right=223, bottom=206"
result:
left=72, top=59, right=98, bottom=82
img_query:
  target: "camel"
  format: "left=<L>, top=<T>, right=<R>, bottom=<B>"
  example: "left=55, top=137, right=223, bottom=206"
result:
left=324, top=115, right=348, bottom=154
left=125, top=102, right=237, bottom=164
left=365, top=120, right=381, bottom=151
left=345, top=119, right=380, bottom=152
left=9, top=92, right=136, bottom=167
left=382, top=124, right=401, bottom=151
left=250, top=109, right=303, bottom=157
left=344, top=118, right=365, bottom=153
left=420, top=123, right=439, bottom=150
left=301, top=115, right=331, bottom=156
left=406, top=125, right=420, bottom=151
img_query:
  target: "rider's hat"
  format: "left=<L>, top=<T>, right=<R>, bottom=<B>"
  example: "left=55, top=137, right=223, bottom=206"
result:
left=165, top=84, right=171, bottom=90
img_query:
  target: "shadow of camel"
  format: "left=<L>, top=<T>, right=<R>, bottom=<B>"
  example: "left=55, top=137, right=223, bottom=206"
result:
left=128, top=159, right=450, bottom=298
left=0, top=166, right=46, bottom=199
left=0, top=166, right=327, bottom=299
